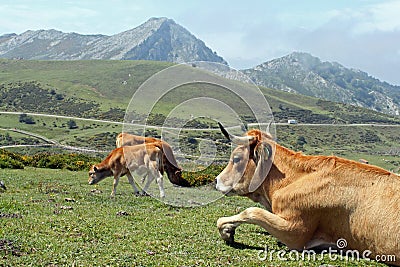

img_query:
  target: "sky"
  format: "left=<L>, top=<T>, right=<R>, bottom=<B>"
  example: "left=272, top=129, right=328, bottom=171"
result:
left=1, top=0, right=400, bottom=85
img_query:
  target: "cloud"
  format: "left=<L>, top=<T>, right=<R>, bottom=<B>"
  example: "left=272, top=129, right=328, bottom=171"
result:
left=353, top=0, right=400, bottom=33
left=0, top=2, right=99, bottom=34
left=222, top=0, right=400, bottom=84
left=294, top=1, right=400, bottom=85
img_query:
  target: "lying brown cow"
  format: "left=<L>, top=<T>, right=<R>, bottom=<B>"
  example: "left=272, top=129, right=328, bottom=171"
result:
left=116, top=132, right=190, bottom=187
left=89, top=144, right=166, bottom=197
left=216, top=123, right=400, bottom=266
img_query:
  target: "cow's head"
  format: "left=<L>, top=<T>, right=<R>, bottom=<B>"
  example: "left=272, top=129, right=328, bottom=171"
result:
left=88, top=165, right=111, bottom=185
left=160, top=142, right=191, bottom=187
left=165, top=164, right=191, bottom=187
left=215, top=122, right=274, bottom=196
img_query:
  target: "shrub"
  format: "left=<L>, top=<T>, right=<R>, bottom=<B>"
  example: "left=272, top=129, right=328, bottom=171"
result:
left=19, top=113, right=35, bottom=124
left=0, top=154, right=24, bottom=169
left=0, top=150, right=100, bottom=171
left=67, top=120, right=78, bottom=129
left=182, top=164, right=225, bottom=186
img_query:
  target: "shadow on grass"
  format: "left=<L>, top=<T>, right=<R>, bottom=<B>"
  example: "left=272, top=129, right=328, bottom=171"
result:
left=228, top=241, right=264, bottom=251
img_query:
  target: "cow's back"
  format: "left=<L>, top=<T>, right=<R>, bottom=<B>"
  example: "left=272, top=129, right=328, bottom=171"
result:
left=116, top=133, right=159, bottom=148
left=302, top=169, right=400, bottom=261
left=349, top=175, right=400, bottom=258
left=121, top=144, right=161, bottom=170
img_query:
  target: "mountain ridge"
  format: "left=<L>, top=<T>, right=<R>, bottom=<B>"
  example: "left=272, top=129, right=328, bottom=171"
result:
left=243, top=52, right=400, bottom=115
left=0, top=17, right=226, bottom=64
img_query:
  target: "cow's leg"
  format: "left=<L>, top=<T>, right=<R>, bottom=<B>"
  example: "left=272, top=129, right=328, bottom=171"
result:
left=126, top=172, right=140, bottom=195
left=217, top=207, right=309, bottom=250
left=148, top=165, right=165, bottom=198
left=155, top=172, right=165, bottom=199
left=141, top=172, right=154, bottom=196
left=140, top=173, right=147, bottom=184
left=111, top=174, right=121, bottom=197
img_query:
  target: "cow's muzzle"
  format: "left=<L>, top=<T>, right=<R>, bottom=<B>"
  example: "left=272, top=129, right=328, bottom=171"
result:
left=215, top=176, right=233, bottom=195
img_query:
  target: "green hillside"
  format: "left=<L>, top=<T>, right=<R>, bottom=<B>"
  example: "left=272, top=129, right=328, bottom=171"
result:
left=0, top=59, right=171, bottom=108
left=0, top=59, right=399, bottom=172
left=1, top=59, right=399, bottom=124
left=0, top=59, right=397, bottom=267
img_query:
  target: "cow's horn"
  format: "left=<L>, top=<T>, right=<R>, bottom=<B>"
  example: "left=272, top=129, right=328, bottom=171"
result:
left=218, top=122, right=231, bottom=141
left=232, top=135, right=255, bottom=145
left=218, top=122, right=255, bottom=145
left=266, top=120, right=273, bottom=134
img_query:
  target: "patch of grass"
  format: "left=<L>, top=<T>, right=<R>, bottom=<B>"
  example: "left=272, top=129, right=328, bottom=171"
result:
left=0, top=168, right=387, bottom=266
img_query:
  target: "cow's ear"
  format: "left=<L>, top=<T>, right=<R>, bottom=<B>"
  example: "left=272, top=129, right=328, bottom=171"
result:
left=249, top=142, right=273, bottom=192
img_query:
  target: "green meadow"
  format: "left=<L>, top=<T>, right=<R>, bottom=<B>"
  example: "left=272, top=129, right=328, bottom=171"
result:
left=0, top=168, right=387, bottom=266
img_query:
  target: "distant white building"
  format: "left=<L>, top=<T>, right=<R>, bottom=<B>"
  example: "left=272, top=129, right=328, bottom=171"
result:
left=288, top=119, right=297, bottom=124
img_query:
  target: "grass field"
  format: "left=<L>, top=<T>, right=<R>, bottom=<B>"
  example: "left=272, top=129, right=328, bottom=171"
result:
left=0, top=168, right=388, bottom=266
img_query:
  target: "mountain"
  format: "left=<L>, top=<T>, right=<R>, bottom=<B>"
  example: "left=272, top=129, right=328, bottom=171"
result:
left=243, top=52, right=400, bottom=115
left=0, top=17, right=226, bottom=64
left=2, top=19, right=400, bottom=116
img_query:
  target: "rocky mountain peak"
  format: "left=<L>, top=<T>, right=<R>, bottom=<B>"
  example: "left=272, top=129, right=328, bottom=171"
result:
left=245, top=52, right=400, bottom=115
left=0, top=17, right=226, bottom=64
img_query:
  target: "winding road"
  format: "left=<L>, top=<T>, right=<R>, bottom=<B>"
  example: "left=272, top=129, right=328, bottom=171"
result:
left=1, top=111, right=400, bottom=130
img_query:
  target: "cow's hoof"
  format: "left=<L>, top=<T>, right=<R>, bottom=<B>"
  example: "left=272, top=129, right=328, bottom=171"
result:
left=218, top=222, right=236, bottom=245
left=139, top=191, right=150, bottom=197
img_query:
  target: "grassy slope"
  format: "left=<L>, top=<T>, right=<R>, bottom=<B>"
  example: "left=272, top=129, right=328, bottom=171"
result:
left=0, top=168, right=384, bottom=266
left=0, top=59, right=172, bottom=110
left=1, top=58, right=398, bottom=124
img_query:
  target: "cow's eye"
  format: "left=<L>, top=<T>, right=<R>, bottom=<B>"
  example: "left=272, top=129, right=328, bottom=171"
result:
left=233, top=156, right=241, bottom=163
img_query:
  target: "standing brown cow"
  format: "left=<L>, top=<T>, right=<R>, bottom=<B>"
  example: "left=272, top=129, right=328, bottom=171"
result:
left=88, top=144, right=166, bottom=197
left=116, top=133, right=190, bottom=187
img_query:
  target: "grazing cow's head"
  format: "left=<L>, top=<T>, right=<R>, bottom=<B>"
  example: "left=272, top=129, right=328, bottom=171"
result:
left=215, top=123, right=274, bottom=196
left=88, top=165, right=112, bottom=185
left=160, top=143, right=191, bottom=187
left=164, top=160, right=191, bottom=187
